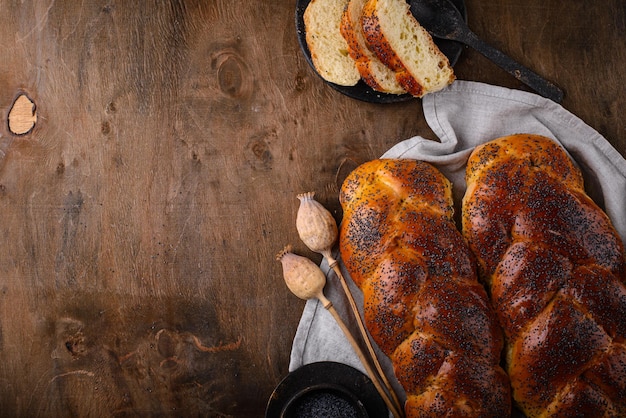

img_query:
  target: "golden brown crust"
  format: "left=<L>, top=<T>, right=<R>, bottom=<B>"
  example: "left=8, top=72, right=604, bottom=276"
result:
left=360, top=0, right=454, bottom=97
left=360, top=0, right=424, bottom=96
left=340, top=0, right=405, bottom=93
left=340, top=0, right=379, bottom=90
left=462, top=134, right=626, bottom=417
left=360, top=0, right=403, bottom=68
left=339, top=159, right=511, bottom=417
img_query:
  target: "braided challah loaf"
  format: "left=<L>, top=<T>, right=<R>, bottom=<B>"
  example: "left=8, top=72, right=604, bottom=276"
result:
left=462, top=134, right=626, bottom=417
left=339, top=159, right=511, bottom=417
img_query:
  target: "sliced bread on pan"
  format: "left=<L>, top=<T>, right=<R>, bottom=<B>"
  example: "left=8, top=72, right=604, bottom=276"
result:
left=304, top=0, right=361, bottom=86
left=361, top=0, right=455, bottom=97
left=340, top=0, right=406, bottom=94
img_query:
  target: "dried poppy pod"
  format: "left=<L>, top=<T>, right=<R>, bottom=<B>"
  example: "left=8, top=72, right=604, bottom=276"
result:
left=292, top=192, right=404, bottom=417
left=276, top=245, right=328, bottom=303
left=296, top=192, right=338, bottom=260
left=275, top=245, right=402, bottom=418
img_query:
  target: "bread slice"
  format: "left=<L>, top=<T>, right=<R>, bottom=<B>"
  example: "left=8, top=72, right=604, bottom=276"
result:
left=304, top=0, right=361, bottom=86
left=340, top=0, right=406, bottom=94
left=361, top=0, right=455, bottom=97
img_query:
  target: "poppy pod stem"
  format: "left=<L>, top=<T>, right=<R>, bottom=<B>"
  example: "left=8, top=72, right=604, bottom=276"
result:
left=276, top=245, right=402, bottom=418
left=295, top=193, right=404, bottom=418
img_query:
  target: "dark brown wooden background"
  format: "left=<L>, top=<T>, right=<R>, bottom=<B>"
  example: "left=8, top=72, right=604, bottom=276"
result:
left=0, top=0, right=623, bottom=416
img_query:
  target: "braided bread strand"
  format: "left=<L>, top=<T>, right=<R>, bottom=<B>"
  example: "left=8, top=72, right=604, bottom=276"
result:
left=462, top=134, right=626, bottom=417
left=340, top=159, right=511, bottom=417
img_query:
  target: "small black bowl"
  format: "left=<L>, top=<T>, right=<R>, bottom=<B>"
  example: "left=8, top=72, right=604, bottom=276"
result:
left=266, top=362, right=388, bottom=418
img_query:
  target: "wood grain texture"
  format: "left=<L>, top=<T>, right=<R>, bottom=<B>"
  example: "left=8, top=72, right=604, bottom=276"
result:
left=0, top=0, right=623, bottom=416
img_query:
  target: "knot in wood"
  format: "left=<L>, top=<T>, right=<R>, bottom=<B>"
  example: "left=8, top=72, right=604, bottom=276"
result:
left=8, top=94, right=37, bottom=135
left=212, top=50, right=252, bottom=99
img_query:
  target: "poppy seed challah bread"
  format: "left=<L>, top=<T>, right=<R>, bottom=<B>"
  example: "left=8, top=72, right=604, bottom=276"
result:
left=339, top=159, right=511, bottom=417
left=340, top=0, right=406, bottom=94
left=303, top=0, right=360, bottom=86
left=462, top=134, right=626, bottom=417
left=361, top=0, right=455, bottom=97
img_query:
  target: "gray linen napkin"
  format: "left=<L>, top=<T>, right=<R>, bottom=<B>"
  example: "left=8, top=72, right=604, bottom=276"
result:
left=288, top=81, right=626, bottom=410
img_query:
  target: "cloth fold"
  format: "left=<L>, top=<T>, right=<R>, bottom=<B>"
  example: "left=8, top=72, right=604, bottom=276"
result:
left=288, top=81, right=626, bottom=413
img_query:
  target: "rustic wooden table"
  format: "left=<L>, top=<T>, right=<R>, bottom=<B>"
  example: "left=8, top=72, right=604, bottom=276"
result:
left=0, top=0, right=624, bottom=416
